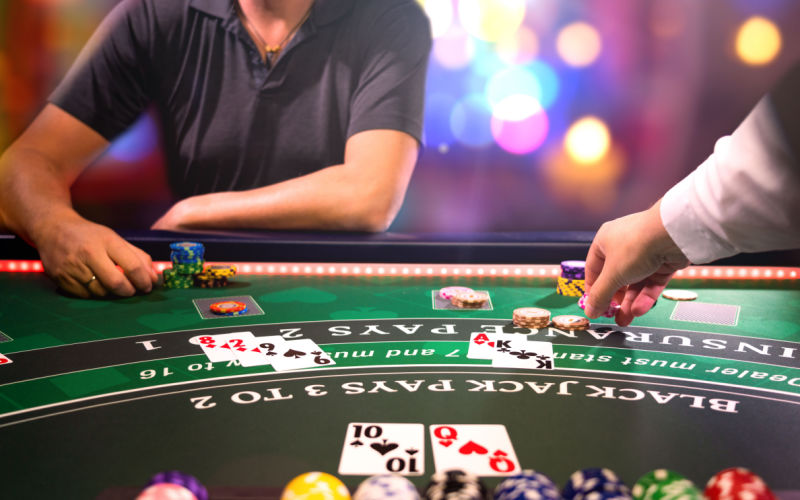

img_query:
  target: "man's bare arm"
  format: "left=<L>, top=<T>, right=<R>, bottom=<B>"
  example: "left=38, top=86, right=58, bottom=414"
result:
left=151, top=129, right=419, bottom=232
left=0, top=104, right=157, bottom=298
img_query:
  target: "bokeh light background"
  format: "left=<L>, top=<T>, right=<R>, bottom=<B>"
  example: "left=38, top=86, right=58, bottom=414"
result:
left=2, top=0, right=800, bottom=232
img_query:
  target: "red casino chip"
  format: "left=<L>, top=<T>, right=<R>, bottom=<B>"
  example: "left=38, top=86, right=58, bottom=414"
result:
left=209, top=301, right=247, bottom=315
left=705, top=467, right=776, bottom=500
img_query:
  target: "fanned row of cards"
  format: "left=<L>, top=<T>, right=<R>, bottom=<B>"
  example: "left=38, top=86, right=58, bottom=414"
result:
left=467, top=332, right=555, bottom=369
left=339, top=423, right=520, bottom=477
left=189, top=331, right=334, bottom=371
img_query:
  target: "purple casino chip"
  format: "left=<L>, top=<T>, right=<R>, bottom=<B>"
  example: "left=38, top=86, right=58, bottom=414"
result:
left=146, top=471, right=208, bottom=500
left=560, top=260, right=586, bottom=274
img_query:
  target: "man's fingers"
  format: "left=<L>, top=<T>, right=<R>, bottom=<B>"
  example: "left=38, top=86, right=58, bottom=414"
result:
left=86, top=250, right=137, bottom=297
left=108, top=242, right=155, bottom=293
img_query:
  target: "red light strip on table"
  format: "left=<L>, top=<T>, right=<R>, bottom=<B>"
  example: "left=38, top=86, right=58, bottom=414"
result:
left=2, top=260, right=799, bottom=280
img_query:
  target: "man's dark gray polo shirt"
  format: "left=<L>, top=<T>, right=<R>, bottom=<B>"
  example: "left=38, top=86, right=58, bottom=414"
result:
left=50, top=0, right=431, bottom=198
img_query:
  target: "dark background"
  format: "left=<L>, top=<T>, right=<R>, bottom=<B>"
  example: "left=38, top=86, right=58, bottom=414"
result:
left=2, top=0, right=799, bottom=233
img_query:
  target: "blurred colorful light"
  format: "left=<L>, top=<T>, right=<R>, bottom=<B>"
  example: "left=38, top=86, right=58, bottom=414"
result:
left=424, top=92, right=458, bottom=149
left=528, top=61, right=559, bottom=109
left=491, top=100, right=549, bottom=155
left=485, top=66, right=541, bottom=118
left=495, top=26, right=539, bottom=65
left=564, top=116, right=611, bottom=164
left=458, top=0, right=526, bottom=43
left=450, top=94, right=494, bottom=148
left=735, top=16, right=782, bottom=66
left=433, top=24, right=476, bottom=69
left=556, top=22, right=602, bottom=68
left=419, top=0, right=454, bottom=39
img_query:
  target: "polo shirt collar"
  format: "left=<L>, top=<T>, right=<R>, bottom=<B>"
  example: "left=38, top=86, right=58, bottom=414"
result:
left=188, top=0, right=354, bottom=26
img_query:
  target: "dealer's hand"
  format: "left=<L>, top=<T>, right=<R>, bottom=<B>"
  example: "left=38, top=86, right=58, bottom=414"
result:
left=584, top=200, right=690, bottom=326
left=34, top=214, right=157, bottom=298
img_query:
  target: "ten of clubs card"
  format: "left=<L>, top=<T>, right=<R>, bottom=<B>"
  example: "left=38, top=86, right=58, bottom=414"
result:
left=429, top=424, right=520, bottom=476
left=338, top=423, right=425, bottom=476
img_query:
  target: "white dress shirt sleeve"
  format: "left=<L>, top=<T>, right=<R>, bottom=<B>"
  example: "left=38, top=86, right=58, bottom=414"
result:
left=660, top=97, right=800, bottom=264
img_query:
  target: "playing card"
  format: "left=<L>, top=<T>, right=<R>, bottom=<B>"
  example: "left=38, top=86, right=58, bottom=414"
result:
left=191, top=334, right=237, bottom=362
left=206, top=331, right=257, bottom=365
left=246, top=335, right=288, bottom=364
left=270, top=339, right=335, bottom=372
left=429, top=424, right=520, bottom=476
left=338, top=423, right=425, bottom=476
left=0, top=352, right=11, bottom=365
left=492, top=335, right=554, bottom=370
left=467, top=332, right=499, bottom=360
left=224, top=333, right=279, bottom=367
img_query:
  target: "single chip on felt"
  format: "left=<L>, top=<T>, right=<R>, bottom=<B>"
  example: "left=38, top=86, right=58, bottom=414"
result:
left=661, top=289, right=698, bottom=301
left=281, top=472, right=351, bottom=500
left=552, top=315, right=590, bottom=330
left=143, top=470, right=208, bottom=500
left=425, top=469, right=487, bottom=500
left=354, top=474, right=420, bottom=500
left=704, top=468, right=775, bottom=500
left=136, top=484, right=199, bottom=500
left=439, top=286, right=474, bottom=300
left=209, top=300, right=247, bottom=315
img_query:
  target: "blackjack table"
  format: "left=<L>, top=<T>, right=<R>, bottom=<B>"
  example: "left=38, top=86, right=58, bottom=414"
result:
left=1, top=231, right=799, bottom=499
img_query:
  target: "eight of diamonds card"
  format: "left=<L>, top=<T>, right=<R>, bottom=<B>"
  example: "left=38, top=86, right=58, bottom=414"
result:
left=0, top=352, right=11, bottom=365
left=429, top=424, right=520, bottom=476
left=339, top=423, right=425, bottom=476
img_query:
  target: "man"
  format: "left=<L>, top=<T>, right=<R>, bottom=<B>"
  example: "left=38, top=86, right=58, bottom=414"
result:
left=584, top=65, right=800, bottom=326
left=0, top=0, right=432, bottom=299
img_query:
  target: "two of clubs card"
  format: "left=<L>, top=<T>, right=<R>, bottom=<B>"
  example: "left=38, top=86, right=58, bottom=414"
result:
left=467, top=332, right=555, bottom=370
left=338, top=423, right=520, bottom=477
left=189, top=331, right=334, bottom=371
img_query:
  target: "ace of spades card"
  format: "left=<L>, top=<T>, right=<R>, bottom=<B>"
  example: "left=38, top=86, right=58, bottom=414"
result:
left=429, top=424, right=520, bottom=476
left=339, top=423, right=425, bottom=476
left=269, top=339, right=335, bottom=372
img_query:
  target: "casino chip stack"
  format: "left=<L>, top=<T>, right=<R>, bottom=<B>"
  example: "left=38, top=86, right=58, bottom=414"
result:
left=513, top=308, right=551, bottom=329
left=354, top=474, right=420, bottom=500
left=563, top=468, right=632, bottom=500
left=424, top=469, right=487, bottom=500
left=632, top=469, right=703, bottom=500
left=137, top=470, right=208, bottom=500
left=163, top=242, right=205, bottom=289
left=451, top=291, right=490, bottom=309
left=557, top=261, right=586, bottom=297
left=704, top=468, right=776, bottom=500
left=494, top=470, right=560, bottom=500
left=195, top=264, right=237, bottom=288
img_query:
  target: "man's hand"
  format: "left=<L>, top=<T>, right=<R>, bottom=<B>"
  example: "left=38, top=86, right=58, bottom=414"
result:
left=584, top=200, right=690, bottom=326
left=35, top=214, right=157, bottom=298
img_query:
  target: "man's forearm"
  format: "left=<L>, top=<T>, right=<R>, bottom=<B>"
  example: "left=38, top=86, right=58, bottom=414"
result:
left=0, top=147, right=82, bottom=244
left=162, top=161, right=403, bottom=232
